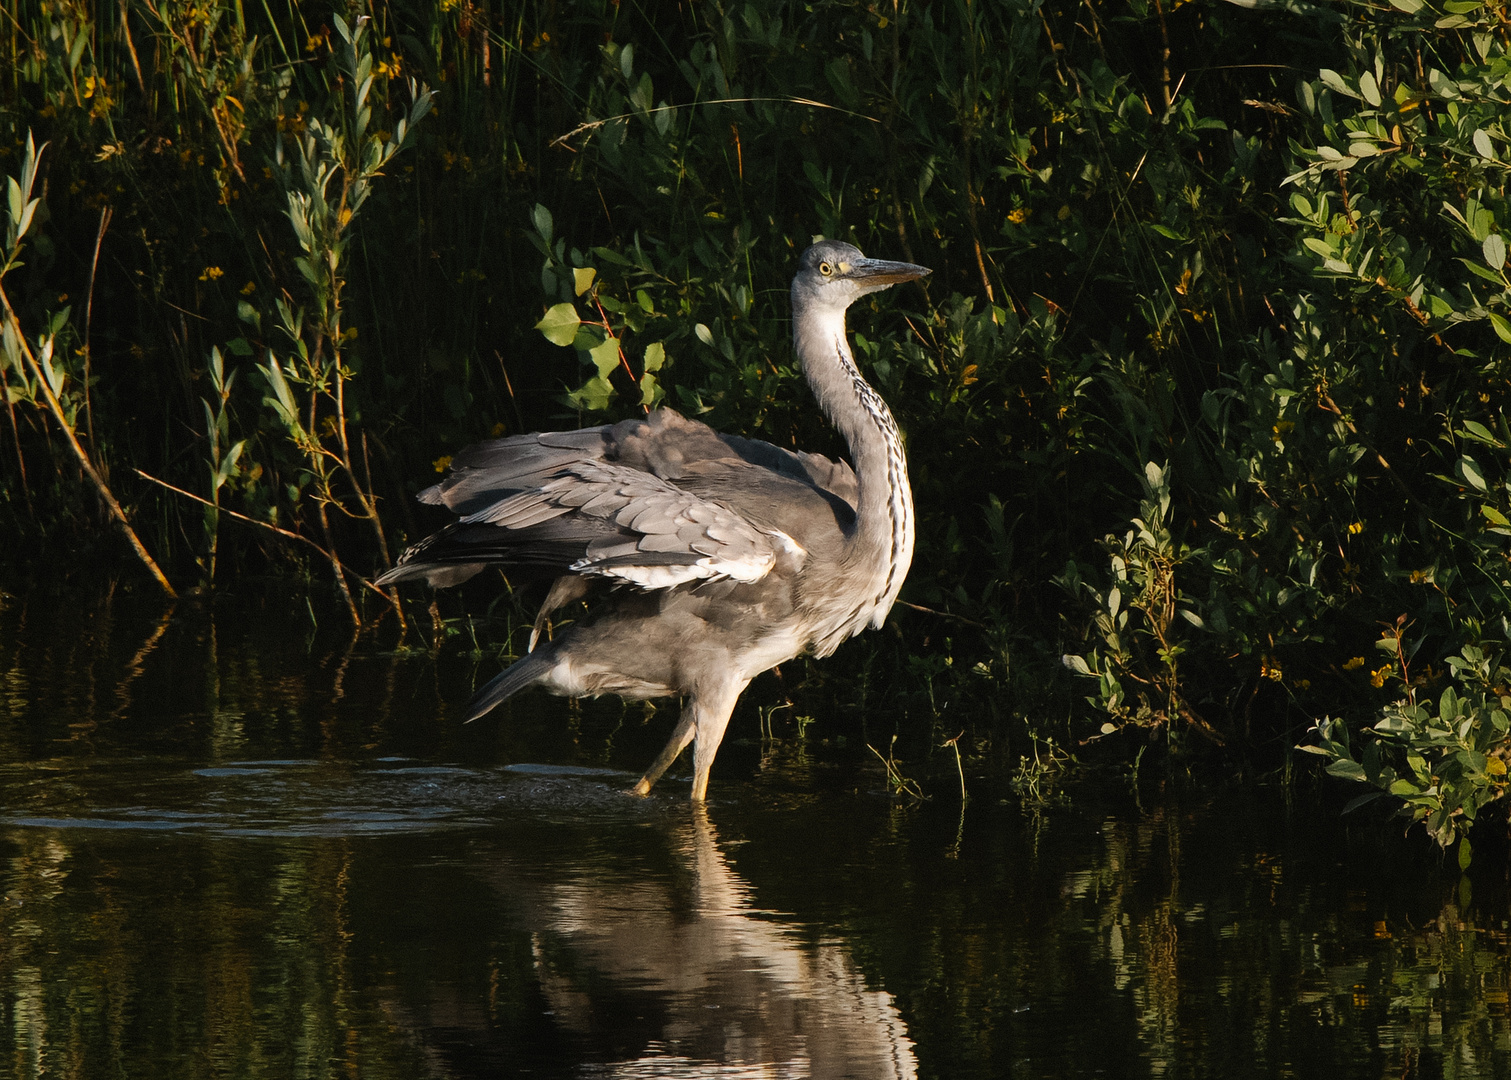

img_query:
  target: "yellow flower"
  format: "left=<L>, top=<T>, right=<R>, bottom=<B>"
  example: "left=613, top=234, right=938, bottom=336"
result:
left=1006, top=208, right=1030, bottom=224
left=1343, top=656, right=1366, bottom=671
left=240, top=281, right=256, bottom=295
left=433, top=455, right=453, bottom=473
left=1370, top=665, right=1392, bottom=689
left=490, top=422, right=507, bottom=437
left=1348, top=521, right=1363, bottom=535
left=199, top=266, right=224, bottom=282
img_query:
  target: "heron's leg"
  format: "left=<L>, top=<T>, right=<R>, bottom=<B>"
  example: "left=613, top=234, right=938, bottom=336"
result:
left=689, top=680, right=749, bottom=802
left=631, top=709, right=697, bottom=797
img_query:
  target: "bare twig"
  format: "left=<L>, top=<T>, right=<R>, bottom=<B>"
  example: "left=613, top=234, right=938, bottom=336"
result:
left=3, top=385, right=31, bottom=518
left=0, top=282, right=176, bottom=597
left=118, top=0, right=146, bottom=96
left=942, top=730, right=968, bottom=800
left=83, top=205, right=112, bottom=459
left=133, top=467, right=395, bottom=607
left=550, top=97, right=878, bottom=149
left=895, top=599, right=988, bottom=629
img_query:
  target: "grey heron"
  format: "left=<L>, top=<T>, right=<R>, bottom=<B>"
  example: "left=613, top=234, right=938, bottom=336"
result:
left=377, top=241, right=930, bottom=800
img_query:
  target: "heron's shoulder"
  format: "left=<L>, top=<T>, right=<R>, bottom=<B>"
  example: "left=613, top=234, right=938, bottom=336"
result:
left=712, top=433, right=858, bottom=508
left=605, top=410, right=857, bottom=507
left=601, top=408, right=732, bottom=478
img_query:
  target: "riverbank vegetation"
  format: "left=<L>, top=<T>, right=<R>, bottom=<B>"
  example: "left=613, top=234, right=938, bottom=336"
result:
left=3, top=0, right=1510, bottom=857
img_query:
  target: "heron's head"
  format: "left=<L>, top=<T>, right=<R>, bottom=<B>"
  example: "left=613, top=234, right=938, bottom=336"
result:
left=792, top=241, right=931, bottom=314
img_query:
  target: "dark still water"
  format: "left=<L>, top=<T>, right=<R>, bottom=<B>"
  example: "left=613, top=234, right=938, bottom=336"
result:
left=0, top=588, right=1508, bottom=1079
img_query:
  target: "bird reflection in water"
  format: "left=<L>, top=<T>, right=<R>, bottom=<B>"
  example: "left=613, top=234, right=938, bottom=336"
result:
left=394, top=805, right=918, bottom=1079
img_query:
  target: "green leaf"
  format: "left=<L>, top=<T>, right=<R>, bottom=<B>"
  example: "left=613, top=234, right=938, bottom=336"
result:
left=258, top=355, right=303, bottom=434
left=1474, top=129, right=1497, bottom=161
left=216, top=441, right=246, bottom=486
left=1359, top=71, right=1382, bottom=107
left=1460, top=454, right=1488, bottom=490
left=638, top=370, right=661, bottom=408
left=1458, top=836, right=1473, bottom=870
left=573, top=267, right=597, bottom=296
left=1462, top=419, right=1499, bottom=444
left=535, top=303, right=581, bottom=346
left=566, top=375, right=614, bottom=411
left=1460, top=258, right=1506, bottom=285
left=1061, top=653, right=1094, bottom=676
left=1342, top=791, right=1385, bottom=814
left=1492, top=311, right=1511, bottom=343
left=1318, top=70, right=1359, bottom=100
left=1483, top=232, right=1506, bottom=269
left=643, top=341, right=666, bottom=372
left=588, top=336, right=621, bottom=379
left=1326, top=758, right=1367, bottom=781
left=532, top=203, right=553, bottom=244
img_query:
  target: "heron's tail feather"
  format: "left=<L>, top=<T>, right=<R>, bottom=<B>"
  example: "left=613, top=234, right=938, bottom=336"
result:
left=464, top=652, right=550, bottom=723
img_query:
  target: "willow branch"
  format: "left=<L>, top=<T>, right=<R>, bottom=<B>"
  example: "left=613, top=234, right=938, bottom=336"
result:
left=0, top=282, right=176, bottom=597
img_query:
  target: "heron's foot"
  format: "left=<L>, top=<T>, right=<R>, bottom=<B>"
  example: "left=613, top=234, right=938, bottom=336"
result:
left=630, top=775, right=654, bottom=797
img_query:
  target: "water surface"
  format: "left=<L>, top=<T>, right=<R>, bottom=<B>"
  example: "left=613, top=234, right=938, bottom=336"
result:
left=0, top=588, right=1506, bottom=1078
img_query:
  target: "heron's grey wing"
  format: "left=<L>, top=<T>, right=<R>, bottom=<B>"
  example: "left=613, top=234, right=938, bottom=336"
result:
left=384, top=407, right=846, bottom=589
left=422, top=409, right=857, bottom=515
left=419, top=427, right=614, bottom=517
left=670, top=459, right=852, bottom=561
left=379, top=459, right=777, bottom=590
left=466, top=460, right=777, bottom=588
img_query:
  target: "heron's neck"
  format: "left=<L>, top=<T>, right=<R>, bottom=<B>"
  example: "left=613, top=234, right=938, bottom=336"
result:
left=794, top=302, right=915, bottom=609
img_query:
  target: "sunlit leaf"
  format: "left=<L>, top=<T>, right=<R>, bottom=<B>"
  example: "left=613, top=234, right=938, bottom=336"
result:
left=1061, top=654, right=1093, bottom=676
left=588, top=336, right=620, bottom=379
left=535, top=303, right=581, bottom=346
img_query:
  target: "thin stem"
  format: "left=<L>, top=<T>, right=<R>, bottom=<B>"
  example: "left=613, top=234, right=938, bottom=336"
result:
left=134, top=467, right=396, bottom=606
left=0, top=282, right=176, bottom=597
left=83, top=205, right=112, bottom=460
left=2, top=373, right=31, bottom=518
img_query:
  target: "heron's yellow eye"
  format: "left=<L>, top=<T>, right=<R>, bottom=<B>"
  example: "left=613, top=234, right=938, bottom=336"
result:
left=819, top=261, right=833, bottom=276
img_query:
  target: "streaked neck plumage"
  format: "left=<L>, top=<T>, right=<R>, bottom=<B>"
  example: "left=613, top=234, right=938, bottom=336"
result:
left=791, top=290, right=915, bottom=630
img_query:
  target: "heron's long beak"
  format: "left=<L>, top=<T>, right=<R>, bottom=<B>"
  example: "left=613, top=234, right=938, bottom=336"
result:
left=846, top=257, right=932, bottom=287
